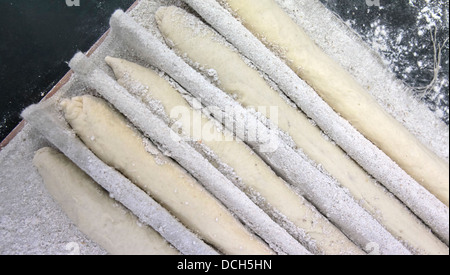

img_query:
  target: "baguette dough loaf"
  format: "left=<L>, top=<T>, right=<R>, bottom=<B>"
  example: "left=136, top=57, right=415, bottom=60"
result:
left=60, top=95, right=272, bottom=255
left=221, top=0, right=449, bottom=206
left=33, top=147, right=179, bottom=255
left=155, top=6, right=449, bottom=254
left=106, top=56, right=364, bottom=255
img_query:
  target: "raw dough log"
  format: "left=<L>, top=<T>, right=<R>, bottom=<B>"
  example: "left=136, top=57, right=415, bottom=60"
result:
left=154, top=6, right=449, bottom=255
left=69, top=52, right=311, bottom=255
left=106, top=56, right=364, bottom=255
left=109, top=10, right=412, bottom=255
left=180, top=0, right=449, bottom=246
left=33, top=147, right=179, bottom=255
left=60, top=95, right=272, bottom=255
left=221, top=0, right=449, bottom=206
left=23, top=103, right=218, bottom=255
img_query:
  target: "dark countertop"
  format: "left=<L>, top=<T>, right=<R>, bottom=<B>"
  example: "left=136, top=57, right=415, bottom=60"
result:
left=0, top=0, right=136, bottom=141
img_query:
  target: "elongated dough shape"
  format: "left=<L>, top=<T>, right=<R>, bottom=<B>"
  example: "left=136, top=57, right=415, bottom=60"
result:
left=110, top=11, right=415, bottom=254
left=60, top=95, right=272, bottom=255
left=105, top=56, right=364, bottom=255
left=220, top=0, right=449, bottom=206
left=33, top=147, right=179, bottom=255
left=155, top=6, right=449, bottom=254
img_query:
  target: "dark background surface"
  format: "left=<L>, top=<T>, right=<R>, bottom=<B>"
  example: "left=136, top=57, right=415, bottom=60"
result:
left=0, top=0, right=449, bottom=142
left=320, top=0, right=449, bottom=124
left=0, top=0, right=136, bottom=141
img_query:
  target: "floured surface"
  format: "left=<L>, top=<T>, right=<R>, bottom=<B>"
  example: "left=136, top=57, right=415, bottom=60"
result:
left=317, top=0, right=449, bottom=127
left=218, top=0, right=448, bottom=208
left=78, top=9, right=411, bottom=255
left=193, top=0, right=447, bottom=244
left=0, top=123, right=108, bottom=255
left=32, top=147, right=179, bottom=255
left=275, top=0, right=449, bottom=161
left=0, top=0, right=177, bottom=255
left=0, top=0, right=448, bottom=254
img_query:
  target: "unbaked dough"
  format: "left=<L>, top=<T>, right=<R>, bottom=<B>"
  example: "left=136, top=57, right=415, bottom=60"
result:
left=33, top=147, right=179, bottom=255
left=106, top=56, right=364, bottom=255
left=60, top=95, right=272, bottom=255
left=220, top=0, right=449, bottom=207
left=155, top=6, right=449, bottom=255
